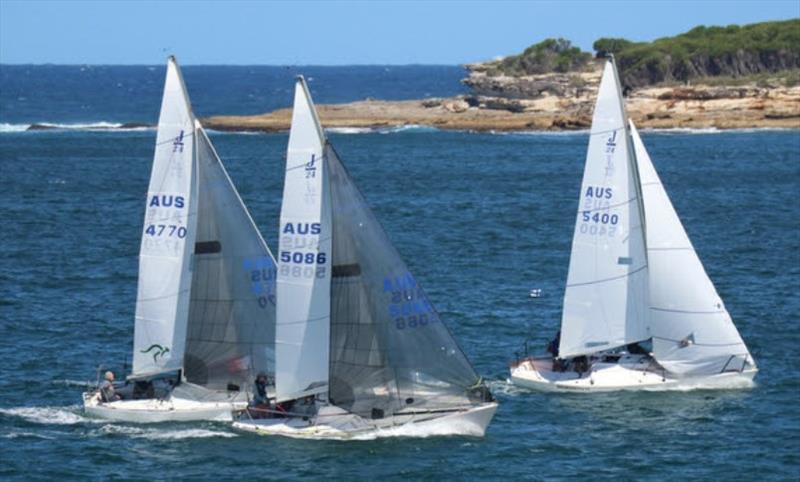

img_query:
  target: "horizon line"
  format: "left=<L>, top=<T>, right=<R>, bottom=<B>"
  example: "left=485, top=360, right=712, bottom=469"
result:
left=0, top=62, right=480, bottom=68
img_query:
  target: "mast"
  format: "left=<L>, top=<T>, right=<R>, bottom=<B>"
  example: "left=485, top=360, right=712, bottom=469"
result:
left=609, top=55, right=649, bottom=262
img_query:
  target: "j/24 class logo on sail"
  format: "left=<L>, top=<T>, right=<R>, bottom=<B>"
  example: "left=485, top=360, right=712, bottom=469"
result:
left=305, top=154, right=318, bottom=178
left=172, top=130, right=185, bottom=153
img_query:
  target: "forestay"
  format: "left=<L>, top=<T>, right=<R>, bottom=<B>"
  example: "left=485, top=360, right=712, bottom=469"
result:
left=133, top=57, right=198, bottom=377
left=327, top=144, right=481, bottom=419
left=630, top=121, right=752, bottom=375
left=183, top=124, right=277, bottom=390
left=559, top=59, right=650, bottom=359
left=275, top=77, right=332, bottom=402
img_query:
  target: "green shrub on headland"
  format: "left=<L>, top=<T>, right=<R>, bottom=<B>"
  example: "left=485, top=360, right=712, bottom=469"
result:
left=490, top=38, right=593, bottom=76
left=488, top=19, right=800, bottom=88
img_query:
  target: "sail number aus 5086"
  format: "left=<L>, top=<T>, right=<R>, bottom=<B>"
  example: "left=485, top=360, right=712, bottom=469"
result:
left=279, top=251, right=327, bottom=264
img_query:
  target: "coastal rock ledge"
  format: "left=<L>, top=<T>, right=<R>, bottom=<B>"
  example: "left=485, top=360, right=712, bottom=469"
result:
left=203, top=80, right=800, bottom=133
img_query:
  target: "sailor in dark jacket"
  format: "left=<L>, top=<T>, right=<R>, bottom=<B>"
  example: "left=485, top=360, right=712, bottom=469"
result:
left=100, top=371, right=121, bottom=403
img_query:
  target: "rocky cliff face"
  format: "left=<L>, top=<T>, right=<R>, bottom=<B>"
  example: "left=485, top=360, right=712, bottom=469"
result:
left=618, top=49, right=800, bottom=88
left=463, top=60, right=602, bottom=99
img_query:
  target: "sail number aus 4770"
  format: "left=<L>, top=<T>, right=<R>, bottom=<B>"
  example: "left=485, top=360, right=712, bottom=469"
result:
left=144, top=224, right=187, bottom=238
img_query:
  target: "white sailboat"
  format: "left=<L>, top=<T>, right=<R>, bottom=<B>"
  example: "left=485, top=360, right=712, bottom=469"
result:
left=510, top=57, right=757, bottom=391
left=232, top=77, right=497, bottom=439
left=83, top=57, right=277, bottom=421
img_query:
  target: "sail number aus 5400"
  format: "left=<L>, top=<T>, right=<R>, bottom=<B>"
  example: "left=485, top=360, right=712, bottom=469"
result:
left=581, top=212, right=619, bottom=225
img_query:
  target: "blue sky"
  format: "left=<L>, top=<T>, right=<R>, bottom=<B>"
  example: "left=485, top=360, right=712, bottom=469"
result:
left=1, top=0, right=798, bottom=65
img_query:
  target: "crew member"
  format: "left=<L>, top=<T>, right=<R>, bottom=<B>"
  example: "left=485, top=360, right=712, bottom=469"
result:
left=100, top=371, right=121, bottom=403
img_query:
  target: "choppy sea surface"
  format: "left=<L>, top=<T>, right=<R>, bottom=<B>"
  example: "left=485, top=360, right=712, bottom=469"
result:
left=1, top=66, right=798, bottom=480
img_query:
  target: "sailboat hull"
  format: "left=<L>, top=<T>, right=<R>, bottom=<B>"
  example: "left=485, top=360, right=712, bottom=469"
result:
left=510, top=355, right=757, bottom=392
left=81, top=390, right=247, bottom=423
left=231, top=402, right=498, bottom=440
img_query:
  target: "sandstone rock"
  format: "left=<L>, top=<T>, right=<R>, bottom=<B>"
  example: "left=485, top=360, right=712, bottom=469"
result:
left=442, top=99, right=469, bottom=113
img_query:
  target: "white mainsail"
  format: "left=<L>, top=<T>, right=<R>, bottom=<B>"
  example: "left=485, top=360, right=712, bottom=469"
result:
left=275, top=77, right=332, bottom=402
left=559, top=59, right=650, bottom=359
left=133, top=57, right=198, bottom=377
left=630, top=121, right=752, bottom=375
left=183, top=123, right=277, bottom=389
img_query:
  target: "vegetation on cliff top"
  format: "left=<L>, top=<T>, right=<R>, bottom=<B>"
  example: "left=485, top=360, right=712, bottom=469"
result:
left=482, top=19, right=800, bottom=88
left=490, top=38, right=593, bottom=75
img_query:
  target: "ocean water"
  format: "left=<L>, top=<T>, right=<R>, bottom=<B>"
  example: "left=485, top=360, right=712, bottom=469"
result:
left=1, top=66, right=799, bottom=480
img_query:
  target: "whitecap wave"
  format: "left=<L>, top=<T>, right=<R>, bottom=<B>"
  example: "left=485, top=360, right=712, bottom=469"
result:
left=98, top=424, right=237, bottom=440
left=204, top=128, right=263, bottom=136
left=643, top=127, right=722, bottom=134
left=53, top=379, right=94, bottom=388
left=643, top=126, right=798, bottom=134
left=1, top=430, right=56, bottom=440
left=494, top=129, right=590, bottom=136
left=378, top=124, right=440, bottom=134
left=0, top=123, right=30, bottom=132
left=0, top=406, right=99, bottom=425
left=0, top=122, right=154, bottom=133
left=326, top=127, right=374, bottom=134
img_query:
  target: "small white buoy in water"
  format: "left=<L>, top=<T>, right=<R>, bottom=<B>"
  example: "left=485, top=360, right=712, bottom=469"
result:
left=529, top=288, right=542, bottom=298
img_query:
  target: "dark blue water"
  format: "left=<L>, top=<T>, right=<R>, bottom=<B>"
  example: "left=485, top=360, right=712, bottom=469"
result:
left=1, top=66, right=799, bottom=480
left=0, top=65, right=467, bottom=125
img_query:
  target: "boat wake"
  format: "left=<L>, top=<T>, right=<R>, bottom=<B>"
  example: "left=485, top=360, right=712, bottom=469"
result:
left=97, top=424, right=238, bottom=440
left=0, top=405, right=101, bottom=425
left=486, top=378, right=529, bottom=397
left=348, top=419, right=484, bottom=441
left=640, top=376, right=756, bottom=392
left=0, top=405, right=239, bottom=440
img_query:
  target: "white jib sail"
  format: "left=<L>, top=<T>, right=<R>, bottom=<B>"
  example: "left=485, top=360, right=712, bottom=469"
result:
left=275, top=76, right=332, bottom=402
left=133, top=57, right=198, bottom=377
left=630, top=121, right=753, bottom=375
left=559, top=59, right=650, bottom=359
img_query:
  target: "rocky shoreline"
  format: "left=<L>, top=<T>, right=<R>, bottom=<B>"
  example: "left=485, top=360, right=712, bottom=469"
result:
left=202, top=63, right=799, bottom=133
